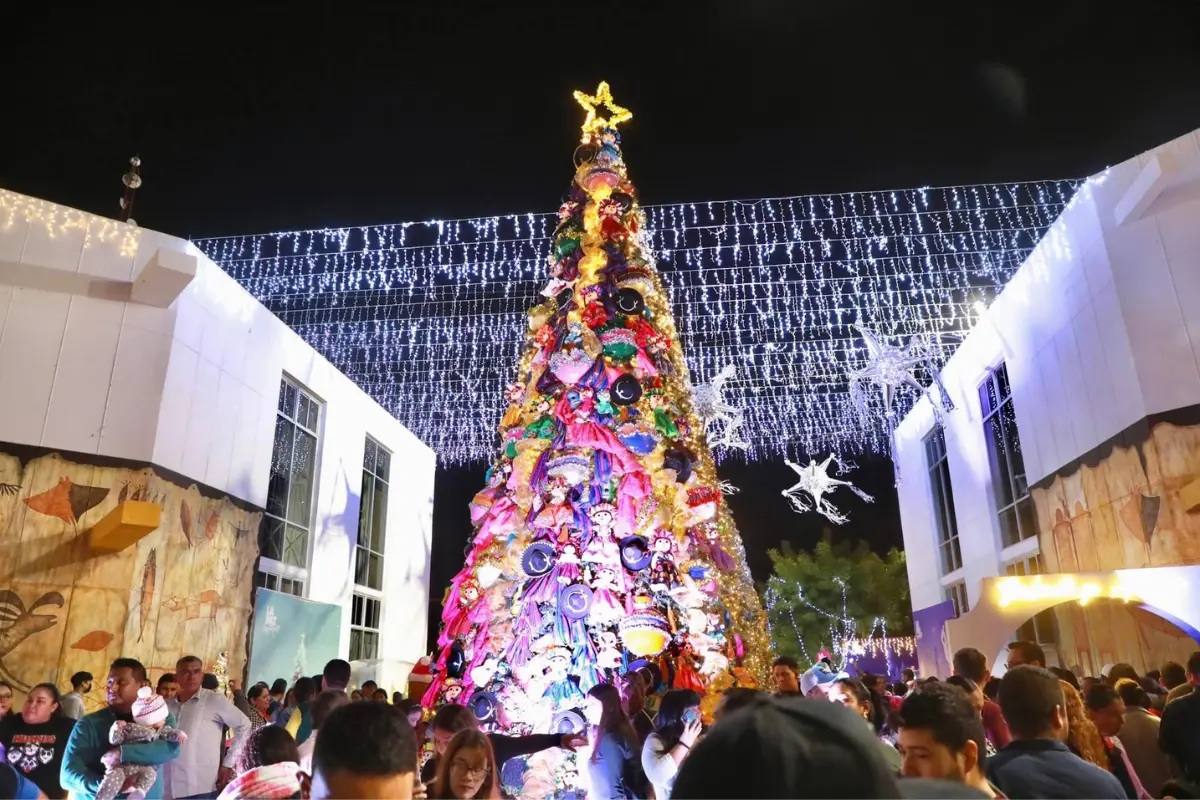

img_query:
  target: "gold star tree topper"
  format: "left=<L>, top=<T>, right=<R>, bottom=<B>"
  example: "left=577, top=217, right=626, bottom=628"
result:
left=573, top=81, right=632, bottom=141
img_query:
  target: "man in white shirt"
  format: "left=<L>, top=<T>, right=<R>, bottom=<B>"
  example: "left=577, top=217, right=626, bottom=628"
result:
left=165, top=655, right=250, bottom=799
left=59, top=671, right=92, bottom=720
left=297, top=690, right=350, bottom=773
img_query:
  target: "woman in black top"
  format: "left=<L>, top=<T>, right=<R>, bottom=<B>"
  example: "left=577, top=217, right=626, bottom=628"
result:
left=0, top=682, right=76, bottom=798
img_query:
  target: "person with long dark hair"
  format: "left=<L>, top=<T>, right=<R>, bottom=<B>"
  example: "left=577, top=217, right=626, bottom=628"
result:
left=826, top=677, right=902, bottom=771
left=641, top=690, right=700, bottom=800
left=583, top=683, right=641, bottom=799
left=432, top=729, right=499, bottom=800
left=0, top=683, right=75, bottom=798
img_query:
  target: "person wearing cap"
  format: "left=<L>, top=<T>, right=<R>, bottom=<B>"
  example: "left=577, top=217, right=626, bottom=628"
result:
left=59, top=673, right=93, bottom=721
left=800, top=665, right=837, bottom=698
left=987, top=666, right=1125, bottom=799
left=896, top=681, right=1002, bottom=797
left=61, top=658, right=183, bottom=800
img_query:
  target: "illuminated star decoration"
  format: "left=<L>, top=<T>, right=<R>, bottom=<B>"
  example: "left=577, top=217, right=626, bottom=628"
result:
left=692, top=364, right=749, bottom=453
left=848, top=324, right=955, bottom=426
left=781, top=454, right=874, bottom=525
left=573, top=81, right=632, bottom=139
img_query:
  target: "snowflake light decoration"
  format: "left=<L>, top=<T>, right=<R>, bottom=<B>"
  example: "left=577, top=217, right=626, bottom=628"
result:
left=692, top=364, right=748, bottom=452
left=848, top=324, right=955, bottom=425
left=781, top=454, right=874, bottom=525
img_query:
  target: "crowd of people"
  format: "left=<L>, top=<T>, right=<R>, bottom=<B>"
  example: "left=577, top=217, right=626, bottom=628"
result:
left=1, top=641, right=1199, bottom=798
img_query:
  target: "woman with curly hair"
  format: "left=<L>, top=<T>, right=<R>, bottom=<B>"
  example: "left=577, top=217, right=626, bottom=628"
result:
left=1059, top=679, right=1107, bottom=768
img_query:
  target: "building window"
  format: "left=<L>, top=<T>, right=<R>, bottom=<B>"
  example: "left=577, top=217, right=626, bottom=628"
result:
left=350, top=593, right=381, bottom=661
left=979, top=364, right=1036, bottom=547
left=254, top=571, right=304, bottom=598
left=925, top=429, right=962, bottom=575
left=1004, top=555, right=1059, bottom=644
left=356, top=438, right=390, bottom=592
left=257, top=378, right=321, bottom=593
left=947, top=581, right=970, bottom=618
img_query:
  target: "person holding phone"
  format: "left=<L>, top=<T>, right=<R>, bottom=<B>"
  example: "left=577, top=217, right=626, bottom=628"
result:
left=642, top=690, right=701, bottom=800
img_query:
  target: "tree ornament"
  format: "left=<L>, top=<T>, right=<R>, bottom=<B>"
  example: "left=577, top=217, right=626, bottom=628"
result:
left=572, top=81, right=632, bottom=140
left=848, top=324, right=955, bottom=425
left=781, top=455, right=874, bottom=525
left=692, top=365, right=748, bottom=452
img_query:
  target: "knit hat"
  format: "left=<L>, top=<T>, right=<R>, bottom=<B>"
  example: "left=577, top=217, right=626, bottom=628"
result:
left=216, top=762, right=303, bottom=800
left=132, top=686, right=168, bottom=726
left=672, top=695, right=902, bottom=798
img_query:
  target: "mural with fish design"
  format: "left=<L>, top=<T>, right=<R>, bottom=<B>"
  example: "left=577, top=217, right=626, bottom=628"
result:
left=1031, top=420, right=1200, bottom=676
left=0, top=449, right=261, bottom=711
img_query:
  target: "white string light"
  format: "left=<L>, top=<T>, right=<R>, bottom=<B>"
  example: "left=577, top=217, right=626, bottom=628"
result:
left=195, top=180, right=1079, bottom=463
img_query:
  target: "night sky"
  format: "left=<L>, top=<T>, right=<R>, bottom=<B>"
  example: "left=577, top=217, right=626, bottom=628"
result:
left=5, top=4, right=1199, bottom=645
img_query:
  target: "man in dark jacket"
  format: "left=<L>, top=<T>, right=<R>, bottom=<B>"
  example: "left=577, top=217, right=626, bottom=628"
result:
left=987, top=666, right=1125, bottom=799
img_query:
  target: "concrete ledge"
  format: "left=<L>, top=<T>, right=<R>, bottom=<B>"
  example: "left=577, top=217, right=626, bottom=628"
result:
left=131, top=247, right=197, bottom=308
left=0, top=245, right=195, bottom=307
left=1114, top=153, right=1177, bottom=225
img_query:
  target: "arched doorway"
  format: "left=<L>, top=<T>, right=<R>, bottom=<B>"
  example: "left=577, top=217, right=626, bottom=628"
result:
left=989, top=598, right=1200, bottom=679
left=945, top=566, right=1200, bottom=676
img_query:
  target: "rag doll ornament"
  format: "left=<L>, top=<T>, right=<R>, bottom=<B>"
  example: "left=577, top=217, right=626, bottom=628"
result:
left=648, top=532, right=680, bottom=593
left=582, top=503, right=620, bottom=566
left=440, top=576, right=487, bottom=644
left=595, top=630, right=623, bottom=670
left=585, top=564, right=625, bottom=625
left=96, top=688, right=187, bottom=800
left=531, top=478, right=576, bottom=538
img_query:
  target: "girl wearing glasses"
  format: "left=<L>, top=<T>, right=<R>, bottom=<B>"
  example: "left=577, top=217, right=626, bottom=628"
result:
left=432, top=729, right=499, bottom=799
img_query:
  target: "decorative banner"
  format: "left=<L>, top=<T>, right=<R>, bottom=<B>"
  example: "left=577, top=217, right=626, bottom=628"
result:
left=248, top=589, right=342, bottom=687
left=913, top=600, right=956, bottom=680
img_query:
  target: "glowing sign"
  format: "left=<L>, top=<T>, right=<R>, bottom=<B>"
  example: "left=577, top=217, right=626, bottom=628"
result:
left=995, top=575, right=1139, bottom=608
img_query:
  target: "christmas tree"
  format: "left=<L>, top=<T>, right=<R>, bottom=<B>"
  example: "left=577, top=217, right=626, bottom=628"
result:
left=292, top=634, right=307, bottom=685
left=426, top=82, right=770, bottom=793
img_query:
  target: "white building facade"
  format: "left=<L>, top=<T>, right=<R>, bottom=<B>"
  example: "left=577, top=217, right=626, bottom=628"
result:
left=894, top=129, right=1200, bottom=676
left=0, top=189, right=434, bottom=687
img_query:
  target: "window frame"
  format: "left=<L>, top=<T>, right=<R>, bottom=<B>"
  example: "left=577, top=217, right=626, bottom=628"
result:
left=979, top=363, right=1036, bottom=548
left=924, top=428, right=962, bottom=576
left=946, top=580, right=970, bottom=618
left=349, top=592, right=382, bottom=662
left=256, top=377, right=323, bottom=596
left=354, top=437, right=391, bottom=593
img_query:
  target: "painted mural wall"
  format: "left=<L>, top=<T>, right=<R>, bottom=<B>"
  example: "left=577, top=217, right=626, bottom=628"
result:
left=1032, top=419, right=1200, bottom=675
left=0, top=450, right=260, bottom=710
